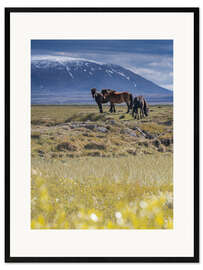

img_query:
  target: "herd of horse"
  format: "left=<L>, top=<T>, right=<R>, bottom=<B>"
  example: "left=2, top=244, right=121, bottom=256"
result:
left=91, top=88, right=149, bottom=119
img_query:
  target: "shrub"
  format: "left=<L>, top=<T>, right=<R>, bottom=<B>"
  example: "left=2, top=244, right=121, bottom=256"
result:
left=158, top=145, right=166, bottom=152
left=127, top=149, right=137, bottom=155
left=152, top=139, right=161, bottom=148
left=31, top=132, right=41, bottom=139
left=84, top=143, right=106, bottom=150
left=138, top=141, right=149, bottom=147
left=56, top=142, right=77, bottom=152
left=38, top=150, right=45, bottom=157
left=160, top=138, right=172, bottom=146
left=87, top=151, right=101, bottom=157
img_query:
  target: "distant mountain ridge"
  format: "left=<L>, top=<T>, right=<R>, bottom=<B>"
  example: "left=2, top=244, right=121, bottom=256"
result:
left=31, top=56, right=173, bottom=104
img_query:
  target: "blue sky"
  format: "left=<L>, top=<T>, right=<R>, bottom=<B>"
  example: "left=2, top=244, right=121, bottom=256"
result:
left=31, top=40, right=173, bottom=90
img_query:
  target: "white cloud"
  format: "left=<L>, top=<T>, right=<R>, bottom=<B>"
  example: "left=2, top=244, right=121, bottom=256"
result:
left=128, top=66, right=173, bottom=89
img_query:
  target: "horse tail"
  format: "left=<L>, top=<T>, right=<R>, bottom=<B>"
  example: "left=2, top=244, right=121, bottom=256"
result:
left=129, top=93, right=133, bottom=109
left=143, top=98, right=149, bottom=116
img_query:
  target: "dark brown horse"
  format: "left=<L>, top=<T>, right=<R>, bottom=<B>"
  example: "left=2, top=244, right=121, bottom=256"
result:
left=91, top=88, right=115, bottom=113
left=132, top=96, right=149, bottom=119
left=101, top=89, right=133, bottom=113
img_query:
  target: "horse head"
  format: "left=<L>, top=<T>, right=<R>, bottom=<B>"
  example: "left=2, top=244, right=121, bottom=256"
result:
left=91, top=88, right=97, bottom=98
left=144, top=99, right=149, bottom=116
left=101, top=89, right=107, bottom=97
left=101, top=89, right=114, bottom=98
left=144, top=106, right=149, bottom=116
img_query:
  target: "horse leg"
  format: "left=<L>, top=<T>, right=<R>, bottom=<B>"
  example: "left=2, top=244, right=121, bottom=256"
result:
left=110, top=102, right=115, bottom=113
left=109, top=104, right=112, bottom=113
left=137, top=108, right=140, bottom=120
left=132, top=106, right=135, bottom=118
left=140, top=106, right=143, bottom=118
left=133, top=106, right=137, bottom=119
left=142, top=106, right=145, bottom=118
left=113, top=104, right=116, bottom=113
left=98, top=102, right=103, bottom=113
left=109, top=103, right=114, bottom=113
left=126, top=102, right=130, bottom=113
left=140, top=108, right=143, bottom=119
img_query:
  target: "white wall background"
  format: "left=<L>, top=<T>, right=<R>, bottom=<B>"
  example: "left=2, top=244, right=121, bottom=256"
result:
left=0, top=0, right=202, bottom=269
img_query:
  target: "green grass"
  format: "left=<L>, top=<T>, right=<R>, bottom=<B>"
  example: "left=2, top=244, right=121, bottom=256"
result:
left=31, top=104, right=173, bottom=229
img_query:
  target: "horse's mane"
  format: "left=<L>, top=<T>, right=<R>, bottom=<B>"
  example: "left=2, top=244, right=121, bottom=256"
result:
left=110, top=90, right=116, bottom=94
left=102, top=89, right=116, bottom=94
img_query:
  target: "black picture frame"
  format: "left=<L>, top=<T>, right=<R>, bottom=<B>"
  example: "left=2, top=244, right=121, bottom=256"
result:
left=5, top=7, right=199, bottom=263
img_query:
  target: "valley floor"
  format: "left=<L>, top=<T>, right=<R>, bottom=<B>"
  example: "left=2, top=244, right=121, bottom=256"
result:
left=31, top=105, right=173, bottom=229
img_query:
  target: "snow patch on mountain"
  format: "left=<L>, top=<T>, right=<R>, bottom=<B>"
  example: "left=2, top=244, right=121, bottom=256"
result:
left=31, top=55, right=103, bottom=65
left=65, top=66, right=74, bottom=78
left=31, top=56, right=173, bottom=104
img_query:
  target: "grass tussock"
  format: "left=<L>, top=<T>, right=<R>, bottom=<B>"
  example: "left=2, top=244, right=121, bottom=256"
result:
left=56, top=142, right=78, bottom=152
left=66, top=112, right=107, bottom=122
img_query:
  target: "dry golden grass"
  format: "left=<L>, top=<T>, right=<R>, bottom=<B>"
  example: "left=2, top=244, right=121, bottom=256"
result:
left=31, top=105, right=173, bottom=229
left=31, top=154, right=173, bottom=229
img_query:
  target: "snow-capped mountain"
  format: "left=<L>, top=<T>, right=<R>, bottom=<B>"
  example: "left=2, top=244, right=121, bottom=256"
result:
left=31, top=56, right=173, bottom=104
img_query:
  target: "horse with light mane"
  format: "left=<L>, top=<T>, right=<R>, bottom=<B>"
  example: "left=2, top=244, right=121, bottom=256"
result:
left=101, top=89, right=133, bottom=113
left=132, top=96, right=149, bottom=119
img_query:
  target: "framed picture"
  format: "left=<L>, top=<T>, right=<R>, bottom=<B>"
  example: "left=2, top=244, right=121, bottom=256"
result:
left=5, top=7, right=199, bottom=263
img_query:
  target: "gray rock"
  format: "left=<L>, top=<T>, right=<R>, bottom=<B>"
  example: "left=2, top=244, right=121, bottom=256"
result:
left=69, top=122, right=96, bottom=130
left=70, top=123, right=79, bottom=129
left=62, top=126, right=70, bottom=130
left=120, top=128, right=137, bottom=137
left=85, top=124, right=96, bottom=130
left=95, top=127, right=108, bottom=133
left=129, top=132, right=137, bottom=137
left=106, top=119, right=117, bottom=125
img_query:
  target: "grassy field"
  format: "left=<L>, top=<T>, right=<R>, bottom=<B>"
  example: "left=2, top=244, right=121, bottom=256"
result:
left=31, top=104, right=173, bottom=229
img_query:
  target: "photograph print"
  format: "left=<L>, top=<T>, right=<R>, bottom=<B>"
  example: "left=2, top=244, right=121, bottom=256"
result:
left=31, top=40, right=173, bottom=230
